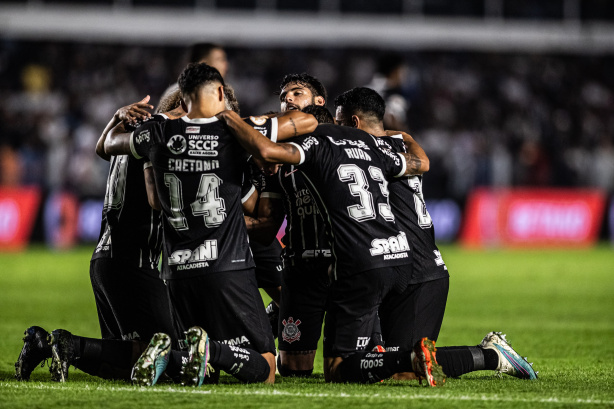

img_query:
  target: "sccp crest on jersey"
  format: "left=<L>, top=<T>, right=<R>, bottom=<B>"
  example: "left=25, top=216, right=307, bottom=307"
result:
left=168, top=135, right=187, bottom=154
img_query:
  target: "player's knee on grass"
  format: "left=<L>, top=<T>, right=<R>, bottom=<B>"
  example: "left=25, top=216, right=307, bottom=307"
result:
left=277, top=354, right=314, bottom=377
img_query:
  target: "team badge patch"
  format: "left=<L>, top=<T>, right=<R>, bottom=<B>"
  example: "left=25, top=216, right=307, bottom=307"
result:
left=250, top=116, right=268, bottom=126
left=281, top=317, right=302, bottom=344
left=167, top=134, right=187, bottom=155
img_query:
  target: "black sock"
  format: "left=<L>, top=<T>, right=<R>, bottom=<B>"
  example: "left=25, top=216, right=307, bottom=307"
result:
left=208, top=340, right=270, bottom=383
left=436, top=346, right=498, bottom=377
left=337, top=350, right=413, bottom=383
left=166, top=350, right=189, bottom=380
left=71, top=336, right=142, bottom=380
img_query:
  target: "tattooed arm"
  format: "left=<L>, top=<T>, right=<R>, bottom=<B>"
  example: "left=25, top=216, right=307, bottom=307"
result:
left=385, top=130, right=429, bottom=175
left=218, top=110, right=303, bottom=164
left=273, top=110, right=318, bottom=141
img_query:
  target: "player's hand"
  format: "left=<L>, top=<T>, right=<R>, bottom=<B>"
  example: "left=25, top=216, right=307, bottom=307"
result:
left=116, top=95, right=153, bottom=125
left=385, top=129, right=411, bottom=138
left=215, top=109, right=239, bottom=123
left=252, top=157, right=279, bottom=175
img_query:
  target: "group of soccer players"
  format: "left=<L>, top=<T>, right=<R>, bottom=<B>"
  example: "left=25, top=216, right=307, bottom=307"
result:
left=15, top=47, right=538, bottom=387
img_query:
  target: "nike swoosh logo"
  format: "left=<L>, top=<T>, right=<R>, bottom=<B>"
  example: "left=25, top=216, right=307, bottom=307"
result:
left=284, top=169, right=298, bottom=177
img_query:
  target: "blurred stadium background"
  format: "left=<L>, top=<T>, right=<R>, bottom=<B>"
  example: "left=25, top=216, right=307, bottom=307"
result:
left=1, top=0, right=614, bottom=250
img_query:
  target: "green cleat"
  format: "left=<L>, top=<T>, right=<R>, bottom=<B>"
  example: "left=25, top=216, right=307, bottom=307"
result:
left=131, top=333, right=171, bottom=386
left=180, top=326, right=212, bottom=387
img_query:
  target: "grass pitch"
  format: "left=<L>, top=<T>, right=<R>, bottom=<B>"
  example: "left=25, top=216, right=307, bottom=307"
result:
left=1, top=244, right=613, bottom=408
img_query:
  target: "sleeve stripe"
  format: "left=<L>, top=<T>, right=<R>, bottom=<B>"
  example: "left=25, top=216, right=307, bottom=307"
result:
left=395, top=153, right=407, bottom=177
left=287, top=142, right=305, bottom=165
left=270, top=117, right=278, bottom=142
left=129, top=132, right=143, bottom=159
left=241, top=185, right=256, bottom=204
left=261, top=192, right=283, bottom=199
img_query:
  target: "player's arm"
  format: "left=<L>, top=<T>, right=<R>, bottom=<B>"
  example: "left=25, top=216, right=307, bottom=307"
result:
left=272, top=111, right=318, bottom=141
left=144, top=162, right=161, bottom=211
left=245, top=195, right=285, bottom=245
left=96, top=96, right=153, bottom=160
left=218, top=110, right=302, bottom=164
left=385, top=130, right=429, bottom=175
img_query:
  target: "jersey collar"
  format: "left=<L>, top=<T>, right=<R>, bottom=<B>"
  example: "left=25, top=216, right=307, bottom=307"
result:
left=181, top=116, right=219, bottom=124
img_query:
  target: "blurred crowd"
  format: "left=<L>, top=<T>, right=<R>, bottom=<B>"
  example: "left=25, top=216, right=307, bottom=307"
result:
left=1, top=40, right=613, bottom=203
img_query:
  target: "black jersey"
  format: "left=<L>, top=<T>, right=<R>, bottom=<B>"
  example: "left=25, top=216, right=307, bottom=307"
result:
left=263, top=164, right=331, bottom=266
left=92, top=121, right=163, bottom=269
left=129, top=115, right=256, bottom=279
left=287, top=124, right=411, bottom=279
left=374, top=134, right=449, bottom=284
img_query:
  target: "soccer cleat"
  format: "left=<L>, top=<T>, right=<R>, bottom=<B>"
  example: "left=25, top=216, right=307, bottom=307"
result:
left=265, top=301, right=279, bottom=339
left=131, top=332, right=172, bottom=386
left=480, top=331, right=538, bottom=380
left=48, top=329, right=75, bottom=382
left=412, top=337, right=446, bottom=387
left=180, top=326, right=211, bottom=387
left=15, top=326, right=52, bottom=381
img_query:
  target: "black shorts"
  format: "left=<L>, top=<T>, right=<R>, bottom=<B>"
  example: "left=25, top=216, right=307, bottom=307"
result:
left=167, top=268, right=276, bottom=355
left=323, top=265, right=402, bottom=358
left=251, top=240, right=284, bottom=288
left=278, top=260, right=331, bottom=352
left=379, top=276, right=449, bottom=352
left=89, top=258, right=179, bottom=345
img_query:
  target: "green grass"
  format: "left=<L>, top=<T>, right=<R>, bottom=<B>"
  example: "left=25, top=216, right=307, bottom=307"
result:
left=1, top=244, right=614, bottom=408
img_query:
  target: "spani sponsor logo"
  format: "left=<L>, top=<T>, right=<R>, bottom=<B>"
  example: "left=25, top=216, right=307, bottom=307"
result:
left=370, top=231, right=410, bottom=257
left=169, top=240, right=218, bottom=268
left=300, top=136, right=319, bottom=151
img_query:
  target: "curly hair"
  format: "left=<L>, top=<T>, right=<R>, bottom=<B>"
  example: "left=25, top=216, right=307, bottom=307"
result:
left=334, top=87, right=385, bottom=123
left=278, top=73, right=327, bottom=102
left=178, top=62, right=225, bottom=98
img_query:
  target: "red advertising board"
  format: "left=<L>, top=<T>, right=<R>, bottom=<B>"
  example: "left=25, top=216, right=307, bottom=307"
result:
left=461, top=188, right=606, bottom=248
left=0, top=187, right=41, bottom=251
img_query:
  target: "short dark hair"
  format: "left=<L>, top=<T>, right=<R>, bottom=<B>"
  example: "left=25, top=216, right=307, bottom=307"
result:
left=334, top=87, right=385, bottom=122
left=178, top=62, right=225, bottom=98
left=302, top=104, right=334, bottom=124
left=279, top=73, right=327, bottom=102
left=189, top=43, right=223, bottom=64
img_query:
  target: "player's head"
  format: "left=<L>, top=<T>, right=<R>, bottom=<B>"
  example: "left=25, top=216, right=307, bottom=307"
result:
left=223, top=83, right=240, bottom=115
left=189, top=43, right=228, bottom=78
left=334, top=87, right=385, bottom=129
left=178, top=62, right=225, bottom=108
left=278, top=73, right=327, bottom=112
left=302, top=104, right=334, bottom=124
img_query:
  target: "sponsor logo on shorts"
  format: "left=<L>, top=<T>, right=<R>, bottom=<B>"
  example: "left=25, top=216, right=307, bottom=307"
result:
left=281, top=317, right=302, bottom=344
left=221, top=336, right=250, bottom=347
left=121, top=331, right=141, bottom=341
left=169, top=239, right=218, bottom=270
left=301, top=249, right=331, bottom=258
left=168, top=134, right=187, bottom=154
left=356, top=336, right=370, bottom=350
left=369, top=231, right=410, bottom=260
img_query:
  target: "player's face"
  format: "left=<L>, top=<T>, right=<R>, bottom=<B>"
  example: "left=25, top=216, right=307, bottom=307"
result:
left=202, top=48, right=228, bottom=78
left=280, top=82, right=317, bottom=112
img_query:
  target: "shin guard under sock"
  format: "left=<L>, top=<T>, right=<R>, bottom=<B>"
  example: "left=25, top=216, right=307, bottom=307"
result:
left=337, top=350, right=413, bottom=383
left=436, top=346, right=498, bottom=377
left=208, top=340, right=270, bottom=383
